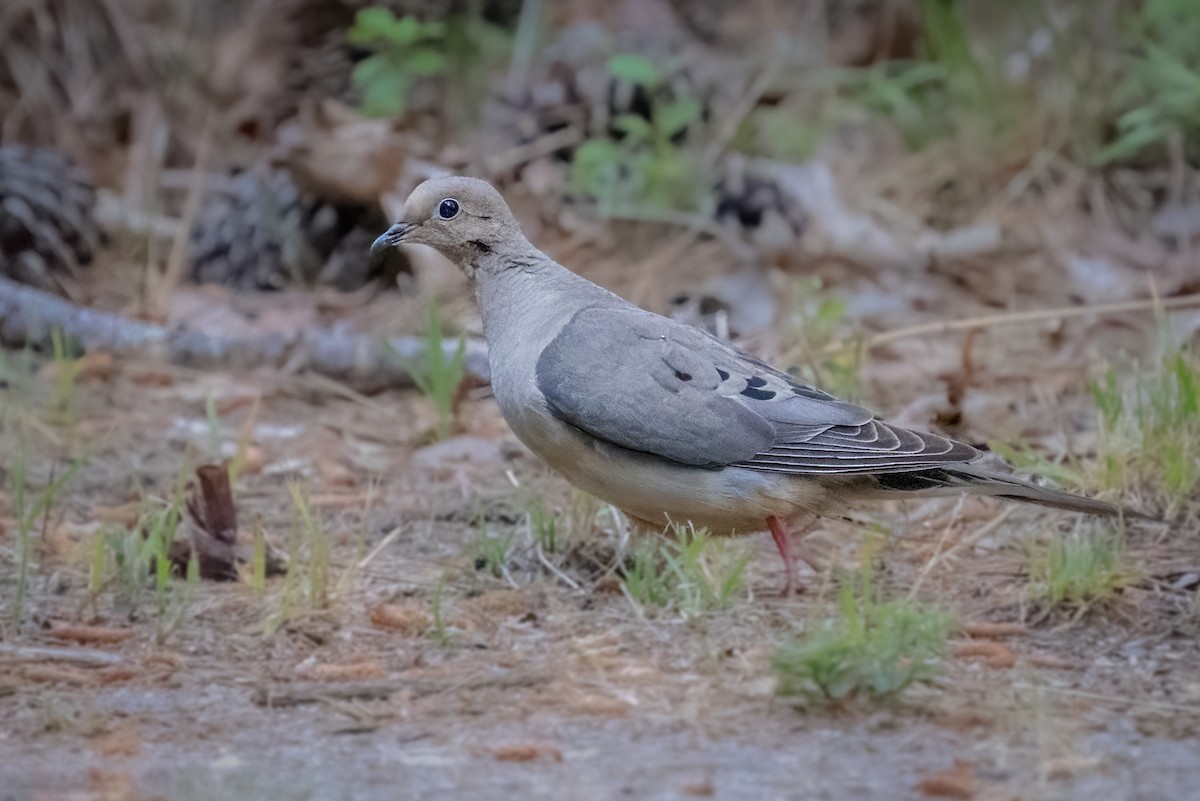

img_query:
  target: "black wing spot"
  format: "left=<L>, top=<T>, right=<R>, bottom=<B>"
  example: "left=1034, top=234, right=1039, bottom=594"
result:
left=716, top=368, right=730, bottom=381
left=470, top=240, right=493, bottom=254
left=674, top=370, right=693, bottom=382
left=740, top=387, right=776, bottom=401
left=747, top=376, right=767, bottom=388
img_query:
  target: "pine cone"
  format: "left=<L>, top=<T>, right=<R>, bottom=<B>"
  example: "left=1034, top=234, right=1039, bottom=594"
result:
left=189, top=169, right=406, bottom=291
left=0, top=145, right=102, bottom=295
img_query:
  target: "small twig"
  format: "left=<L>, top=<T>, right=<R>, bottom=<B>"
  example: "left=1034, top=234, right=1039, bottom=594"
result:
left=931, top=506, right=1016, bottom=569
left=862, top=292, right=1200, bottom=351
left=601, top=206, right=755, bottom=261
left=486, top=126, right=584, bottom=175
left=908, top=495, right=965, bottom=600
left=535, top=544, right=581, bottom=591
left=0, top=643, right=126, bottom=666
left=701, top=56, right=782, bottom=171
left=357, top=524, right=408, bottom=571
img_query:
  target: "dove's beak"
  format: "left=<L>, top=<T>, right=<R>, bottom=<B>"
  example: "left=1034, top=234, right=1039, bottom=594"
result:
left=371, top=222, right=415, bottom=256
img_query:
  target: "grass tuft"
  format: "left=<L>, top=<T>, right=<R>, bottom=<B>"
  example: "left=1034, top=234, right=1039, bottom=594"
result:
left=1026, top=525, right=1136, bottom=611
left=1087, top=337, right=1200, bottom=515
left=620, top=524, right=750, bottom=616
left=773, top=563, right=954, bottom=705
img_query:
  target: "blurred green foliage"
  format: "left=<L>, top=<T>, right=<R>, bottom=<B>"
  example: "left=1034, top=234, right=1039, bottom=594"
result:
left=571, top=54, right=712, bottom=213
left=1100, top=0, right=1200, bottom=164
left=348, top=7, right=510, bottom=121
left=348, top=9, right=447, bottom=117
left=773, top=561, right=955, bottom=704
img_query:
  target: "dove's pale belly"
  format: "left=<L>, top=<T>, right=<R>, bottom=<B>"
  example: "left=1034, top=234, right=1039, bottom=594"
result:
left=504, top=400, right=839, bottom=536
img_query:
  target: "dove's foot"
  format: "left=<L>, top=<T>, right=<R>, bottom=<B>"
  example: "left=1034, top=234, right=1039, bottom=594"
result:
left=767, top=514, right=820, bottom=598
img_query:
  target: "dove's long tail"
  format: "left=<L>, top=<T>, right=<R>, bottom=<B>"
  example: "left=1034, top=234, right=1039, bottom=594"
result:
left=873, top=465, right=1147, bottom=519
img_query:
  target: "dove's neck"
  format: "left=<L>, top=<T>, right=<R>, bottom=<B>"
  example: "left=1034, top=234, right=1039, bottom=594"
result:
left=473, top=243, right=627, bottom=414
left=474, top=244, right=624, bottom=341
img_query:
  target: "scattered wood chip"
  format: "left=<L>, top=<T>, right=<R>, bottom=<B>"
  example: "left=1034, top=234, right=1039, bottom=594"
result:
left=959, top=621, right=1026, bottom=639
left=952, top=641, right=1016, bottom=669
left=1028, top=653, right=1075, bottom=670
left=681, top=779, right=715, bottom=797
left=917, top=759, right=976, bottom=799
left=369, top=603, right=430, bottom=636
left=179, top=463, right=240, bottom=580
left=176, top=462, right=286, bottom=580
left=48, top=622, right=135, bottom=645
left=486, top=743, right=563, bottom=763
left=298, top=661, right=386, bottom=682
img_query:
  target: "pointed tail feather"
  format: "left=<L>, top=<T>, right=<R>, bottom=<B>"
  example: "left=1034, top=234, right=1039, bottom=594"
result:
left=874, top=465, right=1152, bottom=520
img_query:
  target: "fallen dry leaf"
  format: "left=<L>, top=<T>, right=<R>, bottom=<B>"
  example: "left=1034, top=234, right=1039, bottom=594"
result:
left=369, top=603, right=430, bottom=636
left=681, top=779, right=715, bottom=797
left=952, top=641, right=1016, bottom=669
left=959, top=621, right=1026, bottom=639
left=917, top=759, right=976, bottom=799
left=298, top=661, right=386, bottom=682
left=316, top=457, right=356, bottom=487
left=275, top=99, right=407, bottom=205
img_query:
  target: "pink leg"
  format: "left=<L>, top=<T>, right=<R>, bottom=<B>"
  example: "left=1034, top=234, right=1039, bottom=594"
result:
left=767, top=515, right=822, bottom=598
left=767, top=516, right=798, bottom=598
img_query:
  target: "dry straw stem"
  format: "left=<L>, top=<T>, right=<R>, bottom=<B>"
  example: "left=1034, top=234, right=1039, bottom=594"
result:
left=862, top=292, right=1200, bottom=351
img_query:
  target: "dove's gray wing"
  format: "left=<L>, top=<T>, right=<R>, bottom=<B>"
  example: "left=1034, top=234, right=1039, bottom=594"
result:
left=535, top=306, right=980, bottom=473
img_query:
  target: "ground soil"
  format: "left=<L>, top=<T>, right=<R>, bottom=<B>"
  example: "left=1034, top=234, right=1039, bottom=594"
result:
left=2, top=246, right=1199, bottom=801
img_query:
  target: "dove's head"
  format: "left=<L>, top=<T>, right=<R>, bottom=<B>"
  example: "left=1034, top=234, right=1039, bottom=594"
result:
left=371, top=176, right=522, bottom=277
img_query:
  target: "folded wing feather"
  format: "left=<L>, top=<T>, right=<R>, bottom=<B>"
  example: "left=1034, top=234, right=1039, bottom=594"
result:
left=535, top=306, right=981, bottom=474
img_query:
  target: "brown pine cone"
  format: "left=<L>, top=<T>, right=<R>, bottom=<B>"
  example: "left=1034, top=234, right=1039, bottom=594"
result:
left=0, top=145, right=103, bottom=296
left=188, top=168, right=407, bottom=292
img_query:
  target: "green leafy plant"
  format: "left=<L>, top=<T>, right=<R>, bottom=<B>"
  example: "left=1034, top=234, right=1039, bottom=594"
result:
left=773, top=564, right=954, bottom=704
left=621, top=524, right=750, bottom=615
left=93, top=472, right=194, bottom=640
left=348, top=9, right=448, bottom=117
left=735, top=105, right=820, bottom=163
left=571, top=54, right=711, bottom=213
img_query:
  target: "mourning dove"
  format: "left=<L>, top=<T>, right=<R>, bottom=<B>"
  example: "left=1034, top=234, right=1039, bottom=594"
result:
left=373, top=177, right=1124, bottom=594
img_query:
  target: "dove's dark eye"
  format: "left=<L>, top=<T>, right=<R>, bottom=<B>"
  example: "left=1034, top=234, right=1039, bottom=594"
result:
left=438, top=198, right=460, bottom=220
